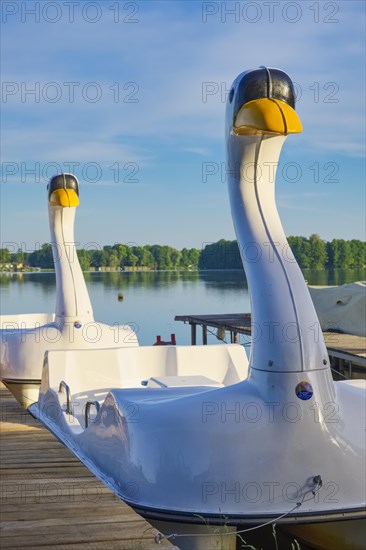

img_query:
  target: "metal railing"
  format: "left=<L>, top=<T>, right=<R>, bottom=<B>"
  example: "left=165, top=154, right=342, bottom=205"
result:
left=58, top=380, right=71, bottom=414
left=84, top=400, right=100, bottom=428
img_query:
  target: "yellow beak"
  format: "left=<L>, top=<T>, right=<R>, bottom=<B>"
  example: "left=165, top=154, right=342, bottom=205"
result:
left=234, top=98, right=302, bottom=136
left=49, top=188, right=79, bottom=207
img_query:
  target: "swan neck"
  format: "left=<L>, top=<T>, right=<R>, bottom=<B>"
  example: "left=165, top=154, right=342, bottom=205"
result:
left=49, top=206, right=93, bottom=325
left=227, top=134, right=329, bottom=373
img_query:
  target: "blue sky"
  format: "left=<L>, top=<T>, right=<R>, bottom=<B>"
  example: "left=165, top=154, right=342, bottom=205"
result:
left=1, top=0, right=365, bottom=252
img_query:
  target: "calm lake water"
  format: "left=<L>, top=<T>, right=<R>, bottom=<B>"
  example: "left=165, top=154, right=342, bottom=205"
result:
left=0, top=268, right=364, bottom=345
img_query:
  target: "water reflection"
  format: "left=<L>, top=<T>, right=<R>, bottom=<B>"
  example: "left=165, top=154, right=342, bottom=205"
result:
left=0, top=269, right=363, bottom=345
left=1, top=268, right=363, bottom=291
left=199, top=269, right=248, bottom=289
left=302, top=268, right=365, bottom=286
left=0, top=272, right=56, bottom=291
left=89, top=270, right=200, bottom=289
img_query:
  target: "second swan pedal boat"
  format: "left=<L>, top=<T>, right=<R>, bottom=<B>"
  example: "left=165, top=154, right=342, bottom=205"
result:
left=0, top=175, right=138, bottom=407
left=32, top=68, right=365, bottom=550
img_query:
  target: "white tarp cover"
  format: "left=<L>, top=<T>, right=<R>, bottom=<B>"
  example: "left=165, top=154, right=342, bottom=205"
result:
left=309, top=281, right=366, bottom=337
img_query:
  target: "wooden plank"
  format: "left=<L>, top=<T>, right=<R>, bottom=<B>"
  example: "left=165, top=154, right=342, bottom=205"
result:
left=28, top=543, right=164, bottom=550
left=23, top=543, right=160, bottom=550
left=0, top=384, right=178, bottom=550
left=323, top=332, right=366, bottom=359
left=1, top=503, right=134, bottom=521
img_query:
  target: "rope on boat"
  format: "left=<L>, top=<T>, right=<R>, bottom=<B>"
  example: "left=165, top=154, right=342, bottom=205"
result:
left=154, top=475, right=323, bottom=544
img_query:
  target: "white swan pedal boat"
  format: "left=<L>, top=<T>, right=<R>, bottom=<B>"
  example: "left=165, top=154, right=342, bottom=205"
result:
left=0, top=175, right=138, bottom=407
left=30, top=69, right=365, bottom=550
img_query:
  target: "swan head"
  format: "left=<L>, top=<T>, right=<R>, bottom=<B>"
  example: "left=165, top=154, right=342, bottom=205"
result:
left=226, top=67, right=302, bottom=136
left=48, top=174, right=80, bottom=207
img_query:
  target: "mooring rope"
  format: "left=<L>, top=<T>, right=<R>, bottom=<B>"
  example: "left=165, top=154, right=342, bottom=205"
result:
left=154, top=475, right=323, bottom=544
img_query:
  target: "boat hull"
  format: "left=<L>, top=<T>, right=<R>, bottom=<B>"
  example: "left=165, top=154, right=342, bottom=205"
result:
left=282, top=516, right=366, bottom=550
left=150, top=520, right=237, bottom=550
left=2, top=379, right=41, bottom=409
left=139, top=509, right=366, bottom=550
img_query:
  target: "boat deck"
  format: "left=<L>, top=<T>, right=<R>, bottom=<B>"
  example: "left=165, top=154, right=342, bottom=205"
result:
left=0, top=383, right=178, bottom=550
left=175, top=313, right=366, bottom=377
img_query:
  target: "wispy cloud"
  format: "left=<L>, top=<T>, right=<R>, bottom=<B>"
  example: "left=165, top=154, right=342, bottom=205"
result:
left=180, top=147, right=211, bottom=156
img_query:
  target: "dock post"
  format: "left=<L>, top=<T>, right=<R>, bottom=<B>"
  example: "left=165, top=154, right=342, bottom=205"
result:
left=339, top=358, right=345, bottom=378
left=202, top=325, right=208, bottom=345
left=190, top=323, right=196, bottom=345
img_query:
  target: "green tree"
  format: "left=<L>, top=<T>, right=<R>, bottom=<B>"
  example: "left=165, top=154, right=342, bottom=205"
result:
left=180, top=248, right=191, bottom=269
left=338, top=240, right=352, bottom=268
left=144, top=245, right=158, bottom=269
left=143, top=248, right=155, bottom=268
left=130, top=246, right=151, bottom=268
left=126, top=248, right=138, bottom=267
left=10, top=248, right=29, bottom=265
left=28, top=243, right=54, bottom=268
left=77, top=249, right=91, bottom=271
left=90, top=249, right=108, bottom=268
left=113, top=244, right=128, bottom=267
left=170, top=249, right=182, bottom=269
left=199, top=241, right=218, bottom=269
left=181, top=248, right=200, bottom=269
left=187, top=248, right=200, bottom=269
left=107, top=251, right=120, bottom=268
left=349, top=240, right=366, bottom=267
left=327, top=240, right=339, bottom=268
left=0, top=248, right=10, bottom=265
left=199, top=240, right=241, bottom=269
left=148, top=245, right=171, bottom=269
left=308, top=234, right=327, bottom=268
left=287, top=236, right=311, bottom=268
left=328, top=239, right=353, bottom=268
left=157, top=246, right=170, bottom=269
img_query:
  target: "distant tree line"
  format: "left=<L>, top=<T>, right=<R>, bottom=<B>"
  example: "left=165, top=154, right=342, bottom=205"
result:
left=0, top=235, right=364, bottom=271
left=289, top=235, right=365, bottom=269
left=199, top=235, right=365, bottom=270
left=0, top=243, right=200, bottom=271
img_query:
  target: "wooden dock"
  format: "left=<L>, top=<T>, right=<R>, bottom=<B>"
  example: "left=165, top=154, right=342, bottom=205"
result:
left=175, top=313, right=366, bottom=378
left=0, top=384, right=178, bottom=550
